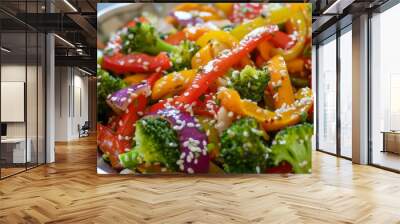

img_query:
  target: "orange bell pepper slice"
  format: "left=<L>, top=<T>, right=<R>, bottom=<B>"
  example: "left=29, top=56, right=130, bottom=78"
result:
left=257, top=41, right=274, bottom=61
left=262, top=87, right=313, bottom=132
left=286, top=58, right=304, bottom=75
left=183, top=26, right=210, bottom=41
left=267, top=55, right=295, bottom=109
left=217, top=87, right=313, bottom=132
left=215, top=3, right=233, bottom=17
left=123, top=74, right=148, bottom=85
left=151, top=69, right=197, bottom=100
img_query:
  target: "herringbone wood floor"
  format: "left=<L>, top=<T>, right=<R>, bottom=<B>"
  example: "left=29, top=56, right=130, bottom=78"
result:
left=0, top=136, right=399, bottom=224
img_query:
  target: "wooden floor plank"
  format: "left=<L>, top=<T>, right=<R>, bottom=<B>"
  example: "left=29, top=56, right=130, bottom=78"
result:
left=0, top=136, right=399, bottom=224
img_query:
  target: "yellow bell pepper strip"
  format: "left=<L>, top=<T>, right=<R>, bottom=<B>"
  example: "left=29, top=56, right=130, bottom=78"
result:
left=123, top=74, right=147, bottom=85
left=151, top=69, right=197, bottom=100
left=192, top=31, right=252, bottom=69
left=176, top=25, right=278, bottom=105
left=271, top=8, right=307, bottom=61
left=191, top=43, right=213, bottom=69
left=196, top=30, right=239, bottom=48
left=230, top=17, right=266, bottom=40
left=230, top=6, right=292, bottom=40
left=217, top=87, right=313, bottom=132
left=267, top=55, right=295, bottom=109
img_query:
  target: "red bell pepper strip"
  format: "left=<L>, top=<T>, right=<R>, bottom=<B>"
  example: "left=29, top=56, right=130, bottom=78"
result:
left=175, top=25, right=278, bottom=105
left=192, top=93, right=219, bottom=117
left=113, top=73, right=161, bottom=140
left=165, top=31, right=186, bottom=45
left=116, top=94, right=147, bottom=138
left=97, top=124, right=126, bottom=169
left=99, top=72, right=162, bottom=169
left=270, top=31, right=295, bottom=50
left=146, top=72, right=163, bottom=87
left=125, top=16, right=148, bottom=28
left=102, top=52, right=172, bottom=74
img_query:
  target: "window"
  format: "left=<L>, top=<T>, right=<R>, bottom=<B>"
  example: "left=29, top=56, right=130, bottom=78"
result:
left=317, top=36, right=337, bottom=154
left=339, top=28, right=352, bottom=158
left=370, top=3, right=400, bottom=171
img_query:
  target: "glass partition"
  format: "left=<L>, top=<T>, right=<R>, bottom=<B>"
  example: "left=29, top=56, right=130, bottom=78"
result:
left=0, top=26, right=28, bottom=178
left=317, top=36, right=337, bottom=154
left=0, top=0, right=46, bottom=179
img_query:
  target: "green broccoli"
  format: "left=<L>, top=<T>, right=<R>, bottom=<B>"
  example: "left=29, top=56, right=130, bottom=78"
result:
left=169, top=40, right=199, bottom=71
left=120, top=22, right=199, bottom=70
left=97, top=68, right=126, bottom=123
left=119, top=117, right=180, bottom=171
left=228, top=65, right=270, bottom=102
left=269, top=123, right=313, bottom=174
left=219, top=118, right=269, bottom=173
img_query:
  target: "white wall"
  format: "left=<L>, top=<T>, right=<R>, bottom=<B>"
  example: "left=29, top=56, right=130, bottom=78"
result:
left=54, top=67, right=89, bottom=141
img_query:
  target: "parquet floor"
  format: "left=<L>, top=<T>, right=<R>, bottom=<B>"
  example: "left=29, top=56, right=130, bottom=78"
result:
left=0, top=136, right=400, bottom=224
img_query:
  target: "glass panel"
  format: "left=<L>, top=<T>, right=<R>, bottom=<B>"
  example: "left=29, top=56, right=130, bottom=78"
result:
left=27, top=31, right=38, bottom=169
left=0, top=28, right=27, bottom=177
left=26, top=0, right=39, bottom=169
left=371, top=5, right=400, bottom=171
left=317, top=37, right=337, bottom=154
left=339, top=29, right=352, bottom=158
left=38, top=32, right=45, bottom=165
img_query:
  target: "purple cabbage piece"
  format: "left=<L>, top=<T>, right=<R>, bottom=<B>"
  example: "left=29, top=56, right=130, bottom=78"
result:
left=155, top=108, right=209, bottom=174
left=169, top=11, right=204, bottom=27
left=106, top=82, right=150, bottom=114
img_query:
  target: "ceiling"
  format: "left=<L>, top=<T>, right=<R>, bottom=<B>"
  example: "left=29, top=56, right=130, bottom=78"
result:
left=0, top=0, right=97, bottom=74
left=311, top=0, right=392, bottom=44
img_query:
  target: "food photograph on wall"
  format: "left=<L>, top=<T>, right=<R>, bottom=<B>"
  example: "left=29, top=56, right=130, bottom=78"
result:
left=96, top=3, right=313, bottom=175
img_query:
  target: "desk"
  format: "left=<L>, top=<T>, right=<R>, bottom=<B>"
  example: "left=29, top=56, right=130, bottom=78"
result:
left=381, top=131, right=400, bottom=154
left=1, top=138, right=31, bottom=163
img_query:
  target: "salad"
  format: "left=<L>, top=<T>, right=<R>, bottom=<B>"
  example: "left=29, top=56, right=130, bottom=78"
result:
left=97, top=3, right=313, bottom=174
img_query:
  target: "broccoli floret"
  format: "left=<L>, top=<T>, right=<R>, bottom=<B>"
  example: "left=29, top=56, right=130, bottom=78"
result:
left=121, top=22, right=199, bottom=70
left=97, top=68, right=126, bottom=123
left=269, top=123, right=313, bottom=174
left=228, top=65, right=269, bottom=102
left=119, top=117, right=180, bottom=171
left=121, top=22, right=176, bottom=55
left=169, top=40, right=199, bottom=71
left=219, top=118, right=269, bottom=173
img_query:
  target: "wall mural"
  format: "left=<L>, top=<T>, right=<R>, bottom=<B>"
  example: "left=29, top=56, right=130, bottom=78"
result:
left=97, top=3, right=313, bottom=175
